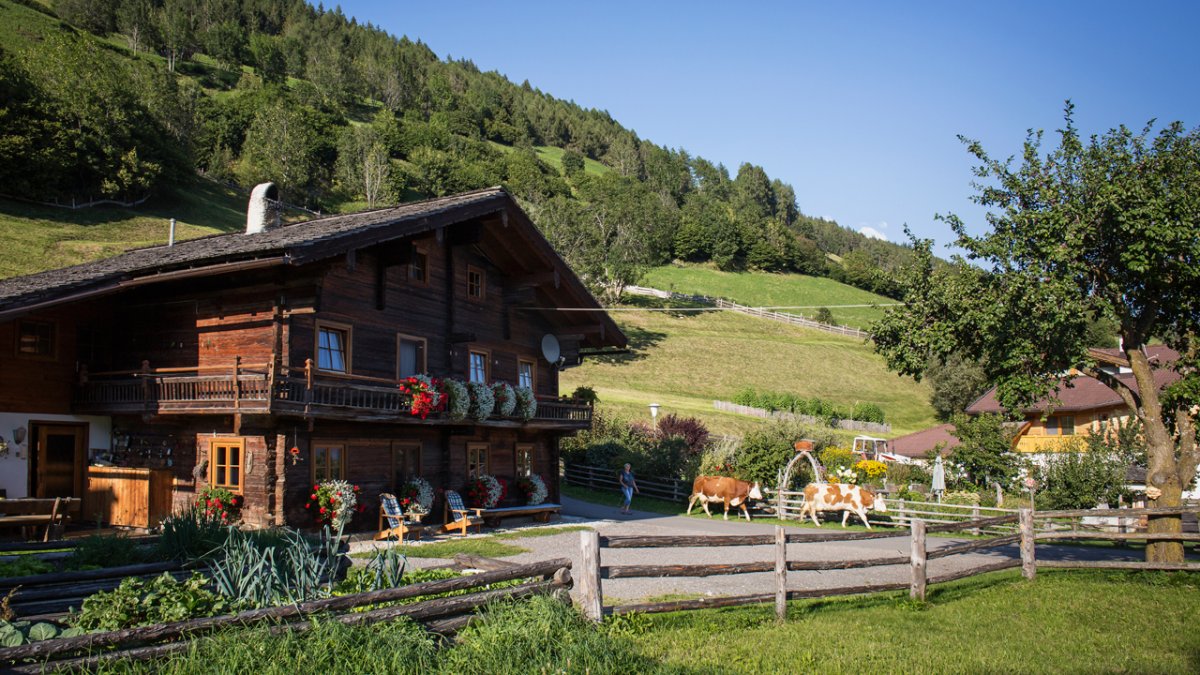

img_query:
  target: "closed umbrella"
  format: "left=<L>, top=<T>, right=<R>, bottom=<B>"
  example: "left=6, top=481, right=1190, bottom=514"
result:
left=931, top=456, right=947, bottom=503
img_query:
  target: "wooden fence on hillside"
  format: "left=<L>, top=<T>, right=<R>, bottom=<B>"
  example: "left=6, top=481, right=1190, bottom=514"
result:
left=576, top=506, right=1200, bottom=622
left=0, top=558, right=572, bottom=672
left=622, top=285, right=872, bottom=339
left=712, top=400, right=892, bottom=433
left=562, top=462, right=692, bottom=503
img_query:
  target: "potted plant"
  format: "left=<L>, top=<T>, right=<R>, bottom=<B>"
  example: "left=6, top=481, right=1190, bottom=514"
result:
left=398, top=374, right=444, bottom=419
left=493, top=382, right=516, bottom=417
left=467, top=381, right=495, bottom=421
left=514, top=386, right=537, bottom=421
left=514, top=474, right=548, bottom=505
left=195, top=486, right=242, bottom=523
left=463, top=474, right=504, bottom=509
left=305, top=480, right=364, bottom=531
left=399, top=476, right=434, bottom=521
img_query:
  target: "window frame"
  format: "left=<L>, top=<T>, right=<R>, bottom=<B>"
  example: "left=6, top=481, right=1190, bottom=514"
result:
left=16, top=319, right=56, bottom=360
left=314, top=320, right=353, bottom=374
left=1043, top=416, right=1059, bottom=436
left=518, top=359, right=536, bottom=391
left=468, top=348, right=490, bottom=384
left=311, top=442, right=348, bottom=484
left=209, top=438, right=245, bottom=494
left=466, top=265, right=485, bottom=302
left=515, top=443, right=534, bottom=478
left=467, top=442, right=489, bottom=478
left=396, top=334, right=428, bottom=380
left=1059, top=415, right=1076, bottom=437
left=409, top=247, right=428, bottom=286
left=392, top=441, right=421, bottom=486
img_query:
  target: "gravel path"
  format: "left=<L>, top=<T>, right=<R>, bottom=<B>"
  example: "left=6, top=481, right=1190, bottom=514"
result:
left=354, top=496, right=1146, bottom=606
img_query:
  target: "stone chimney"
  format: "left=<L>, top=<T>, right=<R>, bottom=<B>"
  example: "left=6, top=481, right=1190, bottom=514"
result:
left=246, top=182, right=281, bottom=235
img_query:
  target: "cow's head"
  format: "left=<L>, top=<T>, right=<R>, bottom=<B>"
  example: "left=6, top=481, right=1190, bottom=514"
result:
left=859, top=488, right=887, bottom=512
left=748, top=482, right=764, bottom=501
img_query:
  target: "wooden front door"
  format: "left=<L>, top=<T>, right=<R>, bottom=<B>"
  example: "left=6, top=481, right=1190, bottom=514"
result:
left=33, top=424, right=86, bottom=499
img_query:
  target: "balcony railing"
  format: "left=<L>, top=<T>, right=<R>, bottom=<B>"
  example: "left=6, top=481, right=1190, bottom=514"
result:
left=74, top=361, right=593, bottom=428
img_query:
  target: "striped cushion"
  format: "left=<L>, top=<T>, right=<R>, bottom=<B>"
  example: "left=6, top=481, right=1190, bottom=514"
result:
left=445, top=490, right=467, bottom=513
left=380, top=493, right=404, bottom=528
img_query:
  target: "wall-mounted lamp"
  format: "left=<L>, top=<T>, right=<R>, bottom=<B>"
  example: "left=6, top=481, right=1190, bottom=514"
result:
left=12, top=427, right=26, bottom=446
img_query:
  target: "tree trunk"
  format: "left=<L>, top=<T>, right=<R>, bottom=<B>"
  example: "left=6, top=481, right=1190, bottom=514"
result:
left=1128, top=347, right=1187, bottom=563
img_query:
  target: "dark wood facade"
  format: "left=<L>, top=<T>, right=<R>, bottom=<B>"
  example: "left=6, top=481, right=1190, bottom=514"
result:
left=0, top=188, right=624, bottom=528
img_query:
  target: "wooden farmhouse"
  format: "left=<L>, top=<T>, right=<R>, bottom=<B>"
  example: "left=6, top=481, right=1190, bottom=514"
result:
left=965, top=346, right=1179, bottom=458
left=0, top=186, right=624, bottom=529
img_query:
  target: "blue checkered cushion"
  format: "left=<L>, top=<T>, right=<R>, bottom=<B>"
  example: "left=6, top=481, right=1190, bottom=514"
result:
left=445, top=490, right=467, bottom=513
left=380, top=493, right=404, bottom=529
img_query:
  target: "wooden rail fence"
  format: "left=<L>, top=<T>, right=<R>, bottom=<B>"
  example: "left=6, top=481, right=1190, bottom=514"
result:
left=0, top=558, right=572, bottom=672
left=562, top=463, right=691, bottom=503
left=577, top=506, right=1200, bottom=622
left=712, top=400, right=892, bottom=433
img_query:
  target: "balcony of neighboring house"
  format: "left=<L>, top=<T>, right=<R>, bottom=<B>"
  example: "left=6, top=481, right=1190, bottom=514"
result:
left=73, top=359, right=594, bottom=429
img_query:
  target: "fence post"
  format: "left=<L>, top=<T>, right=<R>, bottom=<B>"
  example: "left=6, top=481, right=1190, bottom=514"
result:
left=775, top=525, right=787, bottom=622
left=897, top=498, right=906, bottom=529
left=579, top=530, right=603, bottom=622
left=910, top=519, right=927, bottom=601
left=971, top=504, right=981, bottom=536
left=1019, top=508, right=1036, bottom=580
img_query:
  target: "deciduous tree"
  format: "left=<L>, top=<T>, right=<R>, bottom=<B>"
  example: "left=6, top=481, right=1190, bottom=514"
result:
left=872, top=104, right=1200, bottom=561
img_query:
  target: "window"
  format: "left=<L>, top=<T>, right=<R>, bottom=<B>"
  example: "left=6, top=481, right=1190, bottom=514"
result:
left=396, top=335, right=427, bottom=379
left=410, top=249, right=427, bottom=285
left=516, top=444, right=533, bottom=478
left=467, top=443, right=489, bottom=478
left=210, top=439, right=244, bottom=493
left=469, top=350, right=489, bottom=383
left=1059, top=415, right=1076, bottom=436
left=316, top=322, right=351, bottom=373
left=466, top=266, right=485, bottom=301
left=312, top=443, right=346, bottom=483
left=17, top=320, right=55, bottom=357
left=393, top=441, right=421, bottom=485
left=518, top=359, right=535, bottom=390
left=1043, top=416, right=1059, bottom=436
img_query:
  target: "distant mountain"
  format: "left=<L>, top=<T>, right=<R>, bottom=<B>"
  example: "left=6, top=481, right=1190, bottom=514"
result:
left=0, top=0, right=925, bottom=298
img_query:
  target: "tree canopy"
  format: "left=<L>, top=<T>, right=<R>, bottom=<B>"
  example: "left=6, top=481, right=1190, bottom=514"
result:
left=872, top=104, right=1200, bottom=561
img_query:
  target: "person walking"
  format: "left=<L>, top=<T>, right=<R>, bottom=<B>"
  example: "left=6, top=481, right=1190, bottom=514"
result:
left=618, top=462, right=639, bottom=515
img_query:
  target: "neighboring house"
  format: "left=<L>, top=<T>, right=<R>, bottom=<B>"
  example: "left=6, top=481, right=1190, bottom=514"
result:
left=0, top=185, right=624, bottom=529
left=886, top=423, right=961, bottom=461
left=964, top=346, right=1179, bottom=458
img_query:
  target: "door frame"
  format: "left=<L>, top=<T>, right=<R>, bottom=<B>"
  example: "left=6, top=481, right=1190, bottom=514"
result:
left=28, top=421, right=88, bottom=499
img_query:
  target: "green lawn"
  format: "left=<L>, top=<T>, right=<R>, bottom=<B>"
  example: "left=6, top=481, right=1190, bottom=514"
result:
left=487, top=142, right=612, bottom=176
left=641, top=262, right=898, bottom=330
left=628, top=570, right=1200, bottom=673
left=0, top=180, right=248, bottom=279
left=353, top=525, right=593, bottom=560
left=560, top=299, right=937, bottom=436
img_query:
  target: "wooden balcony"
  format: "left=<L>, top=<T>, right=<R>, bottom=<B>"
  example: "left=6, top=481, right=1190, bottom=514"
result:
left=74, top=364, right=593, bottom=429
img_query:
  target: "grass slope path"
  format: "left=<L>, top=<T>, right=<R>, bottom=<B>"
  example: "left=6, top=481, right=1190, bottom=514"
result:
left=561, top=303, right=936, bottom=436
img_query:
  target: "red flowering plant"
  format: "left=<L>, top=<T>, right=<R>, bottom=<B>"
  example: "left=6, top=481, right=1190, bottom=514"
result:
left=305, top=480, right=364, bottom=530
left=195, top=485, right=242, bottom=523
left=514, top=474, right=548, bottom=505
left=462, top=474, right=505, bottom=508
left=398, top=375, right=444, bottom=419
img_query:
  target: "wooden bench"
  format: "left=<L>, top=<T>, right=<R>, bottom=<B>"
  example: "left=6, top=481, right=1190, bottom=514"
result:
left=0, top=498, right=81, bottom=542
left=478, top=504, right=562, bottom=527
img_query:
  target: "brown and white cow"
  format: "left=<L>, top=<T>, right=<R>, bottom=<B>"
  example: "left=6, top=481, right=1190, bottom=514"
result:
left=799, top=483, right=887, bottom=528
left=687, top=476, right=764, bottom=521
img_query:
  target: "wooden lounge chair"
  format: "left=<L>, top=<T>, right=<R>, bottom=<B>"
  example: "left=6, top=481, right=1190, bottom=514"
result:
left=443, top=490, right=483, bottom=536
left=374, top=493, right=423, bottom=543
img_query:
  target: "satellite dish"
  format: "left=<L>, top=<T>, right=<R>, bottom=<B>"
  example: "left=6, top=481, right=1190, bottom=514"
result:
left=540, top=334, right=561, bottom=364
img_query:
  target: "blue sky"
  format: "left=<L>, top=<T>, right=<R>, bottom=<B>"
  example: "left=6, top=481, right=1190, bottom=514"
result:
left=337, top=1, right=1199, bottom=251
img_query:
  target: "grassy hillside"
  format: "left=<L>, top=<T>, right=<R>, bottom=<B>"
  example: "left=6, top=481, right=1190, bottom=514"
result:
left=641, top=263, right=898, bottom=330
left=560, top=297, right=936, bottom=437
left=0, top=181, right=248, bottom=279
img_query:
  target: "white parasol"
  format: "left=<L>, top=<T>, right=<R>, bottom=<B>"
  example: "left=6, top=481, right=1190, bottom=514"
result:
left=931, top=456, right=947, bottom=502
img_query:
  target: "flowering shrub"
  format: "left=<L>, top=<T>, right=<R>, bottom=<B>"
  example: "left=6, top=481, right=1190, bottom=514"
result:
left=441, top=379, right=469, bottom=420
left=493, top=382, right=516, bottom=417
left=514, top=386, right=537, bottom=421
left=463, top=473, right=504, bottom=508
left=398, top=374, right=444, bottom=419
left=305, top=480, right=363, bottom=530
left=467, top=381, right=495, bottom=421
left=515, top=474, right=548, bottom=505
left=398, top=476, right=434, bottom=515
left=854, top=459, right=888, bottom=485
left=195, top=486, right=242, bottom=523
left=830, top=466, right=859, bottom=484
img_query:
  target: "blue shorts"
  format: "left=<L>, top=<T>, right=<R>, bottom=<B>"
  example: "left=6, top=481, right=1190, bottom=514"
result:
left=621, top=486, right=633, bottom=504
